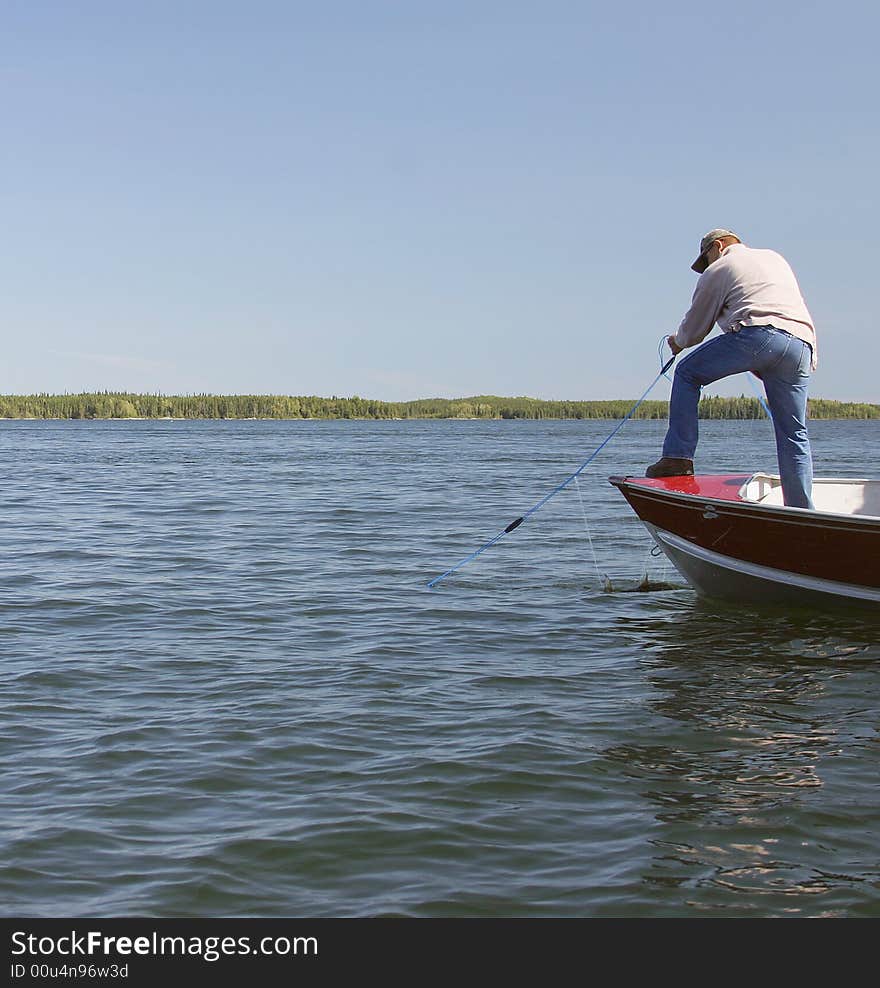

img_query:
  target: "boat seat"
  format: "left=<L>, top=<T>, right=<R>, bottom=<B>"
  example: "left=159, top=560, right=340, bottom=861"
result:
left=742, top=473, right=880, bottom=517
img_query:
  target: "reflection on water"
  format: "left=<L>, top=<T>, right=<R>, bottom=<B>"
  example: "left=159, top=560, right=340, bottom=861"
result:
left=603, top=605, right=880, bottom=915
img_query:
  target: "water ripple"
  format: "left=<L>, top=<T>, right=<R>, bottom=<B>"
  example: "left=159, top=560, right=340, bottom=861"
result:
left=1, top=419, right=878, bottom=917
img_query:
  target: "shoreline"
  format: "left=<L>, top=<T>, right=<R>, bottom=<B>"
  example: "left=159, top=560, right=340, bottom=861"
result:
left=2, top=394, right=878, bottom=422
left=0, top=413, right=877, bottom=422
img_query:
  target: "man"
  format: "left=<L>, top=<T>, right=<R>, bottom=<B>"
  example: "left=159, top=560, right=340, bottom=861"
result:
left=646, top=228, right=817, bottom=509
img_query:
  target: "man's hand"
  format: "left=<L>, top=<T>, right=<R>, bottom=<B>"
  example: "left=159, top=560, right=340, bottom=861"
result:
left=667, top=335, right=683, bottom=355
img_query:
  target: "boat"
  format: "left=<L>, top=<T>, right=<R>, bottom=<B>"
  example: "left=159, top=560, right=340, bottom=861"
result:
left=608, top=473, right=880, bottom=609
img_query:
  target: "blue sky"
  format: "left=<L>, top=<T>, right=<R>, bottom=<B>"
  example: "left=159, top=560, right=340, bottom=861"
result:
left=2, top=1, right=877, bottom=401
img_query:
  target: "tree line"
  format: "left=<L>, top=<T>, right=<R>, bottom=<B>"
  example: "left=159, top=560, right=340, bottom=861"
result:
left=0, top=392, right=877, bottom=420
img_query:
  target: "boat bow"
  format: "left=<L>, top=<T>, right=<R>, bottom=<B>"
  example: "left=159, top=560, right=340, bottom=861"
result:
left=609, top=473, right=880, bottom=608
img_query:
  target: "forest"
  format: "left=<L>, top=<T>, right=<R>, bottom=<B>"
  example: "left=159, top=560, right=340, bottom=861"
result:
left=0, top=393, right=877, bottom=420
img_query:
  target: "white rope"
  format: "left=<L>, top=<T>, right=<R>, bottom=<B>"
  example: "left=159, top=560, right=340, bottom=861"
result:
left=573, top=474, right=610, bottom=590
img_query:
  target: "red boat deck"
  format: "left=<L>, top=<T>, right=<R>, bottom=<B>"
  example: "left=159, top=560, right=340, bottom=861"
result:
left=621, top=474, right=752, bottom=501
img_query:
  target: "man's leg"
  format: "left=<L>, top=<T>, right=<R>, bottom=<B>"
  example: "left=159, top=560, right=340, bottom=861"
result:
left=761, top=337, right=814, bottom=509
left=661, top=329, right=770, bottom=461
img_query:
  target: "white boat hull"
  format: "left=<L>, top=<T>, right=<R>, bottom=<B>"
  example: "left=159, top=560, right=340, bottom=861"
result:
left=646, top=524, right=880, bottom=609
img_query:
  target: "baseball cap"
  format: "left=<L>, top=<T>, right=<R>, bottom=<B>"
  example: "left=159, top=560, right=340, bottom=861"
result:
left=691, top=228, right=740, bottom=273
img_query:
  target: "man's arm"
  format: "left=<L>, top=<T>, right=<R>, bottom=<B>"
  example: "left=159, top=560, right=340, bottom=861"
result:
left=670, top=270, right=727, bottom=352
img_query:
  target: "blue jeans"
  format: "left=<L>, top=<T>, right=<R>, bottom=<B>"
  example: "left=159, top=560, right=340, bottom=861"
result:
left=662, top=325, right=814, bottom=508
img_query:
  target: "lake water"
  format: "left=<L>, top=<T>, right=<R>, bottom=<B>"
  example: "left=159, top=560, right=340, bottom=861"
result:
left=1, top=417, right=878, bottom=917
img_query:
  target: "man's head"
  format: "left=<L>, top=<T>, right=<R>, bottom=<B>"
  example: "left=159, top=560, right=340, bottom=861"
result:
left=691, top=228, right=741, bottom=273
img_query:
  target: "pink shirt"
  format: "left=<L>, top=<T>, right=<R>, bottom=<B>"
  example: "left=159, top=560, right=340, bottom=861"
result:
left=674, top=243, right=818, bottom=370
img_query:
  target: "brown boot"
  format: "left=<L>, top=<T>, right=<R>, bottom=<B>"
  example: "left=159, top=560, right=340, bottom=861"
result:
left=645, top=457, right=694, bottom=478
